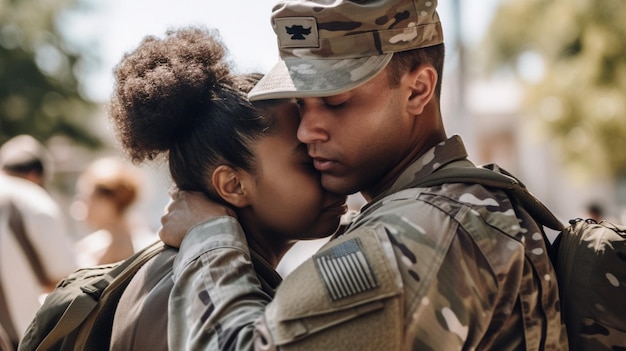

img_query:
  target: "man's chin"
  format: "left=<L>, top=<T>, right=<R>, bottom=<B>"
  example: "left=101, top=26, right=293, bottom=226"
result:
left=321, top=175, right=358, bottom=196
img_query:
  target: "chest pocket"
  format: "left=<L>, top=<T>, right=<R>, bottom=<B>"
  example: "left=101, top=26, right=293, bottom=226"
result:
left=261, top=227, right=404, bottom=351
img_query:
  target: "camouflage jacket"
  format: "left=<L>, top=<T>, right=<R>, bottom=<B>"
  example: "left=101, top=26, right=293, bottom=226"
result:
left=168, top=135, right=568, bottom=350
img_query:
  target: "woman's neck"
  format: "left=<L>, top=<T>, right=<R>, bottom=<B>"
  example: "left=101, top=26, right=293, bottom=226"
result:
left=240, top=223, right=294, bottom=268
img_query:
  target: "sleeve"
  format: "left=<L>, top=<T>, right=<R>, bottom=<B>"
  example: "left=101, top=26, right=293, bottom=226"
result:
left=167, top=214, right=410, bottom=351
left=255, top=225, right=406, bottom=351
left=168, top=217, right=271, bottom=351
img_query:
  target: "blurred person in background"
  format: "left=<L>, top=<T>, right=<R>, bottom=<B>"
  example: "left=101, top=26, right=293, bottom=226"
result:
left=0, top=135, right=53, bottom=188
left=585, top=202, right=605, bottom=222
left=0, top=135, right=78, bottom=348
left=72, top=156, right=156, bottom=267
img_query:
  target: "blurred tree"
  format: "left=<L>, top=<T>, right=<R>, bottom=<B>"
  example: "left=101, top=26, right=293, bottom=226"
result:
left=0, top=0, right=103, bottom=148
left=483, top=0, right=626, bottom=180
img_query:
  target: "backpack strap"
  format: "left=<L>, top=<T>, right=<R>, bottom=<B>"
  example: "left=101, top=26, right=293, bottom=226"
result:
left=408, top=164, right=564, bottom=231
left=0, top=200, right=51, bottom=349
left=35, top=240, right=167, bottom=351
left=8, top=201, right=52, bottom=287
left=0, top=322, right=16, bottom=351
left=0, top=281, right=19, bottom=350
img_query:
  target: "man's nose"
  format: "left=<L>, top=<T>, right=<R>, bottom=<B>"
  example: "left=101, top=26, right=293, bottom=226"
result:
left=297, top=107, right=330, bottom=144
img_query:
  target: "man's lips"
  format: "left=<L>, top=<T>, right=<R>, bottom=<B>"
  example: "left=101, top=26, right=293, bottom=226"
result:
left=312, top=157, right=335, bottom=172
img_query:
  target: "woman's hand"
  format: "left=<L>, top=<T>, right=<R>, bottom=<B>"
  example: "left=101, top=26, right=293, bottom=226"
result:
left=158, top=189, right=236, bottom=248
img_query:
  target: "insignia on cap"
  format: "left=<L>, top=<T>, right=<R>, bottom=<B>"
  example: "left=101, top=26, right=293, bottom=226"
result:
left=275, top=17, right=319, bottom=48
left=314, top=238, right=378, bottom=301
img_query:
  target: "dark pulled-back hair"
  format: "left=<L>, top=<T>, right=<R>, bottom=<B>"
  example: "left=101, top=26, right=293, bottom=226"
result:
left=109, top=27, right=271, bottom=200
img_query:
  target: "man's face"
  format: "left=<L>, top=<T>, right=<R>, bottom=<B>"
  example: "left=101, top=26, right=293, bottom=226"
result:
left=241, top=101, right=347, bottom=242
left=295, top=68, right=418, bottom=199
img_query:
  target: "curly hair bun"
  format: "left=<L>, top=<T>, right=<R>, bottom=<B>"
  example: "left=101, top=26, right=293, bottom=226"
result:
left=109, top=26, right=232, bottom=163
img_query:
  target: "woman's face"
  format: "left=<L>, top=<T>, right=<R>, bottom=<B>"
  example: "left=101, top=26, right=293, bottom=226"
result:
left=73, top=182, right=119, bottom=229
left=240, top=101, right=347, bottom=244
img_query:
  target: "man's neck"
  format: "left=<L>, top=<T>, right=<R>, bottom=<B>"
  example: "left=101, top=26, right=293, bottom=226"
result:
left=361, top=130, right=447, bottom=201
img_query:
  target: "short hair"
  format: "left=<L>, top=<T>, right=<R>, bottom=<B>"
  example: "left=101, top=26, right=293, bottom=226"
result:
left=0, top=135, right=51, bottom=179
left=78, top=157, right=142, bottom=214
left=387, top=43, right=445, bottom=98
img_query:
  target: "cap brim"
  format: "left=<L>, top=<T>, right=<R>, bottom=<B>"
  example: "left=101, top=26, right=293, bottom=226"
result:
left=248, top=54, right=393, bottom=101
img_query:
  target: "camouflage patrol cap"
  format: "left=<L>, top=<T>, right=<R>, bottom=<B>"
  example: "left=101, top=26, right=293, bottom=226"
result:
left=248, top=0, right=443, bottom=101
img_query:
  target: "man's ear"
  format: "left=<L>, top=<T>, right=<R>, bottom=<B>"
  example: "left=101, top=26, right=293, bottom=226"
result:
left=212, top=165, right=250, bottom=208
left=405, top=64, right=437, bottom=116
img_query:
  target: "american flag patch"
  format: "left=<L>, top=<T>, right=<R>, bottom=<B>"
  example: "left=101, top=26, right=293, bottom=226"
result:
left=314, top=238, right=378, bottom=301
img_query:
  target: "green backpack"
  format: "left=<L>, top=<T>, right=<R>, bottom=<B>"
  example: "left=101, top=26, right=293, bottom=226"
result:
left=553, top=219, right=626, bottom=351
left=410, top=164, right=626, bottom=351
left=18, top=240, right=168, bottom=351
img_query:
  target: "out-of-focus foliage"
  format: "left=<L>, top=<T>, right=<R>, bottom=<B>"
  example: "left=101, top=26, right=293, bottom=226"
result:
left=484, top=0, right=626, bottom=179
left=0, top=0, right=103, bottom=148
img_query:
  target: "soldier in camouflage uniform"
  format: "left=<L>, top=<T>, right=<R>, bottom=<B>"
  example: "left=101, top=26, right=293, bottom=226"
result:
left=161, top=0, right=569, bottom=349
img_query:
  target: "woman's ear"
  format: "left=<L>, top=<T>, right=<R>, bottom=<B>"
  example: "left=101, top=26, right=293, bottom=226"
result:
left=405, top=64, right=437, bottom=116
left=212, top=165, right=250, bottom=208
